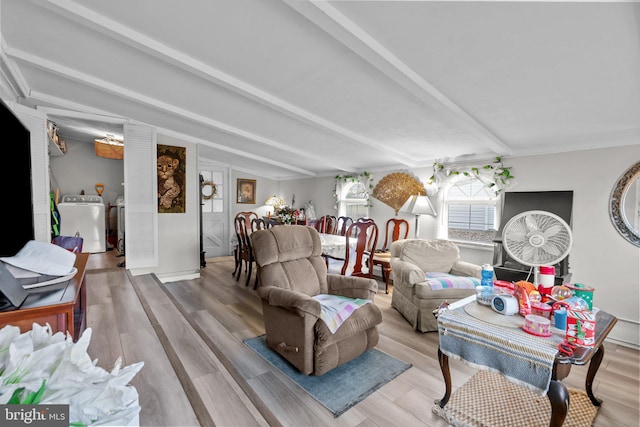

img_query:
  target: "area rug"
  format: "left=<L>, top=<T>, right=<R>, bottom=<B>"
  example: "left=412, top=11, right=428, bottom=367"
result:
left=432, top=370, right=599, bottom=427
left=244, top=335, right=411, bottom=417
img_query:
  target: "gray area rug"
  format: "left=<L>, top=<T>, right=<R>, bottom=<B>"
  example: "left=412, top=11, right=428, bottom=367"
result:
left=244, top=335, right=411, bottom=417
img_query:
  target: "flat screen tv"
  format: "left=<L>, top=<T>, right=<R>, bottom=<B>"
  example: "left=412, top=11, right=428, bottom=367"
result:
left=0, top=100, right=34, bottom=257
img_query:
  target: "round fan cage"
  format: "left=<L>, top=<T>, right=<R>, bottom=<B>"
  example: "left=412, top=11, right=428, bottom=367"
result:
left=502, top=210, right=573, bottom=267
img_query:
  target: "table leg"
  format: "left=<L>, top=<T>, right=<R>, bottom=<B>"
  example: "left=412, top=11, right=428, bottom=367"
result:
left=437, top=348, right=452, bottom=408
left=586, top=345, right=605, bottom=406
left=547, top=379, right=569, bottom=427
left=383, top=266, right=391, bottom=294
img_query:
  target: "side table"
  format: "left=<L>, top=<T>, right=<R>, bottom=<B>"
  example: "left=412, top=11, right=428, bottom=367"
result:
left=0, top=253, right=89, bottom=341
left=436, top=303, right=617, bottom=427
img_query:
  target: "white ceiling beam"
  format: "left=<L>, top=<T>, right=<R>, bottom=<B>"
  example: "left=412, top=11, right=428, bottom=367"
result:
left=156, top=127, right=314, bottom=180
left=284, top=0, right=513, bottom=156
left=7, top=47, right=322, bottom=176
left=24, top=89, right=316, bottom=178
left=35, top=105, right=128, bottom=125
left=32, top=0, right=417, bottom=167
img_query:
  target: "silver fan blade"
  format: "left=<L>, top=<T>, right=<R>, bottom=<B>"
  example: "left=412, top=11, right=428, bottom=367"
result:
left=525, top=215, right=539, bottom=232
left=508, top=232, right=528, bottom=241
left=542, top=224, right=563, bottom=238
left=522, top=245, right=535, bottom=262
left=541, top=242, right=562, bottom=257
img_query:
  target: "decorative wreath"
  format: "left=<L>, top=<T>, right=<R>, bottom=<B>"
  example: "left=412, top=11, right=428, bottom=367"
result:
left=201, top=180, right=217, bottom=200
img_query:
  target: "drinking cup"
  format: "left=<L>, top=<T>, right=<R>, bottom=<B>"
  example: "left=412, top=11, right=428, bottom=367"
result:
left=554, top=308, right=567, bottom=331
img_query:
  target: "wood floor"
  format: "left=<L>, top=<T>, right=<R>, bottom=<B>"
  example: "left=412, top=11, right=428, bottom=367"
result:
left=84, top=251, right=639, bottom=427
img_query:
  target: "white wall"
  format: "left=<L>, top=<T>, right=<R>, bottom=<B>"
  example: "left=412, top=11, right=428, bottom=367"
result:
left=506, top=146, right=640, bottom=348
left=230, top=170, right=278, bottom=219
left=148, top=134, right=200, bottom=282
left=50, top=138, right=125, bottom=206
left=278, top=146, right=640, bottom=348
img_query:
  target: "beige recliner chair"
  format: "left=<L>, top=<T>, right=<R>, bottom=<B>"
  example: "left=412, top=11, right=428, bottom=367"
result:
left=251, top=225, right=383, bottom=376
left=390, top=239, right=482, bottom=332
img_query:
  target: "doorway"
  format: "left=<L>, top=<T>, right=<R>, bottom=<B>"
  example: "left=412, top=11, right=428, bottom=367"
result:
left=199, top=163, right=229, bottom=260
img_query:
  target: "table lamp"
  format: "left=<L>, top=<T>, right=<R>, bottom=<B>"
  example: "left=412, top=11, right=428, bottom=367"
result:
left=264, top=195, right=286, bottom=219
left=400, top=195, right=437, bottom=238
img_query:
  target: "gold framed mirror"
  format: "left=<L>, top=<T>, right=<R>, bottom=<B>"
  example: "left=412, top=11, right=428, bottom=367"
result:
left=609, top=161, right=640, bottom=247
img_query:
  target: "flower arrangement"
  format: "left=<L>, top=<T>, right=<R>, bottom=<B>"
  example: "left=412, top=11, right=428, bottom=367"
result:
left=0, top=324, right=143, bottom=426
left=276, top=206, right=300, bottom=224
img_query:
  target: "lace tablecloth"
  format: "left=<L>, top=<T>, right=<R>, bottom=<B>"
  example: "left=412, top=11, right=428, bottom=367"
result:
left=319, top=233, right=355, bottom=259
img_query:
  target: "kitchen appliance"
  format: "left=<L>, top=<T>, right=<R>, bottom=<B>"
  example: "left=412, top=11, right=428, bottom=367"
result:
left=57, top=195, right=106, bottom=253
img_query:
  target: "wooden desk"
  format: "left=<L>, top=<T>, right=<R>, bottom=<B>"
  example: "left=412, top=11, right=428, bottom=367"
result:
left=436, top=303, right=617, bottom=427
left=0, top=253, right=89, bottom=341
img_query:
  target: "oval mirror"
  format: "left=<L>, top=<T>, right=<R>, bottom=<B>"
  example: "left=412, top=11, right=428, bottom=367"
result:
left=609, top=161, right=640, bottom=247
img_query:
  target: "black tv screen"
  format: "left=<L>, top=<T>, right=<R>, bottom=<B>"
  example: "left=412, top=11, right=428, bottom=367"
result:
left=1, top=100, right=34, bottom=257
left=496, top=190, right=574, bottom=237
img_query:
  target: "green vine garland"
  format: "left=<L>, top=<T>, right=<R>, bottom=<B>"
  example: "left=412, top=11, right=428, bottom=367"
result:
left=428, top=157, right=515, bottom=194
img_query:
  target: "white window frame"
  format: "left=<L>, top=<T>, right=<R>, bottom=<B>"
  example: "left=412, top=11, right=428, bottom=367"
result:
left=439, top=178, right=499, bottom=245
left=337, top=181, right=369, bottom=219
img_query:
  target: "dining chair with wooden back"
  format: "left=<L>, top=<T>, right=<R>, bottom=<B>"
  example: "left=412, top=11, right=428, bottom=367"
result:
left=237, top=211, right=258, bottom=226
left=335, top=216, right=353, bottom=236
left=234, top=214, right=257, bottom=289
left=341, top=218, right=379, bottom=279
left=251, top=217, right=270, bottom=232
left=232, top=211, right=258, bottom=278
left=315, top=215, right=337, bottom=234
left=372, top=218, right=410, bottom=293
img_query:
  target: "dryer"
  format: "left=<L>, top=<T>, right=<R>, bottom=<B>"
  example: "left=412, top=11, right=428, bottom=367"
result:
left=58, top=195, right=106, bottom=253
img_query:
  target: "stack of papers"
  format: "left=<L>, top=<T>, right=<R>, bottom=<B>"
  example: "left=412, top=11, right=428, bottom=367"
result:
left=0, top=240, right=77, bottom=289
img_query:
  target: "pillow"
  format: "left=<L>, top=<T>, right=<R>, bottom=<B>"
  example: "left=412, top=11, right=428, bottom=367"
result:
left=400, top=239, right=460, bottom=273
left=425, top=272, right=480, bottom=290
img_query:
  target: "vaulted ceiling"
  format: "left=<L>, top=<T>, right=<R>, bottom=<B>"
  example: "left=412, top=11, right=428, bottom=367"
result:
left=2, top=0, right=639, bottom=179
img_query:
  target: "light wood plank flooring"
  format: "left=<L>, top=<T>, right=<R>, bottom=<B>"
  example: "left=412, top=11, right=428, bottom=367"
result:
left=85, top=252, right=639, bottom=427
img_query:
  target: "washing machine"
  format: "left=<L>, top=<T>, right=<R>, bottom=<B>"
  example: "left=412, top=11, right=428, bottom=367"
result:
left=58, top=195, right=106, bottom=253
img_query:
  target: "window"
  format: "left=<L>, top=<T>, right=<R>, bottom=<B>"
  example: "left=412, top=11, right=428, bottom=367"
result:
left=338, top=181, right=369, bottom=219
left=444, top=179, right=497, bottom=244
left=200, top=170, right=224, bottom=213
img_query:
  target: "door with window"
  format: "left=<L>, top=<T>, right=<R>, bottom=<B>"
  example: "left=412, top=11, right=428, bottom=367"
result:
left=199, top=163, right=229, bottom=258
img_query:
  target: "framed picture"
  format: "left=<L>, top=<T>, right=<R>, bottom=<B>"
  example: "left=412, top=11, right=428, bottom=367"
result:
left=157, top=144, right=186, bottom=213
left=237, top=179, right=256, bottom=204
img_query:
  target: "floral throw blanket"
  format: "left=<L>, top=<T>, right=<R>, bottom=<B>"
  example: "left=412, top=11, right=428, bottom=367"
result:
left=425, top=272, right=480, bottom=290
left=312, top=294, right=371, bottom=333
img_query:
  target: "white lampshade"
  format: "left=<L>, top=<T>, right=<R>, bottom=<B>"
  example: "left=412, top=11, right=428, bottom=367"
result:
left=400, top=195, right=437, bottom=238
left=400, top=195, right=437, bottom=217
left=264, top=195, right=286, bottom=209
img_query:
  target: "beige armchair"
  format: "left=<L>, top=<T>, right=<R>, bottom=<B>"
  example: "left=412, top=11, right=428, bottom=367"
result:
left=390, top=239, right=482, bottom=332
left=251, top=225, right=383, bottom=376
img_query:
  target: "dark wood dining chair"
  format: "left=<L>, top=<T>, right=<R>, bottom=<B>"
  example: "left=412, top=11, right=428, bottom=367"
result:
left=335, top=216, right=353, bottom=236
left=372, top=218, right=410, bottom=293
left=251, top=217, right=270, bottom=232
left=315, top=215, right=337, bottom=234
left=232, top=211, right=258, bottom=279
left=341, top=219, right=378, bottom=279
left=237, top=211, right=258, bottom=227
left=356, top=217, right=373, bottom=223
left=234, top=215, right=257, bottom=289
